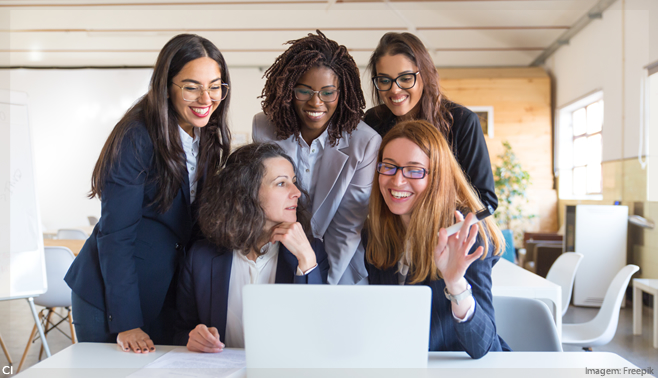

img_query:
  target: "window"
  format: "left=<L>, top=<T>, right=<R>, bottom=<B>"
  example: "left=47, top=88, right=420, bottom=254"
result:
left=557, top=91, right=603, bottom=199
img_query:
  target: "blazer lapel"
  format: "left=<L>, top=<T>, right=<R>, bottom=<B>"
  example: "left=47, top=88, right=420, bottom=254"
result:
left=311, top=135, right=349, bottom=225
left=210, top=249, right=233, bottom=343
left=275, top=244, right=298, bottom=283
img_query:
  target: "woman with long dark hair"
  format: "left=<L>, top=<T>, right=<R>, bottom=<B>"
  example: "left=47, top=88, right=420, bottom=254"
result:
left=65, top=34, right=231, bottom=353
left=175, top=143, right=328, bottom=352
left=365, top=120, right=509, bottom=359
left=253, top=31, right=381, bottom=285
left=365, top=32, right=497, bottom=211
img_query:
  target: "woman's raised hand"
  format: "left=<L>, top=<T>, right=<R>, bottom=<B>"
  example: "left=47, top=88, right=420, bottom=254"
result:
left=433, top=211, right=484, bottom=289
left=187, top=324, right=224, bottom=353
left=270, top=222, right=317, bottom=273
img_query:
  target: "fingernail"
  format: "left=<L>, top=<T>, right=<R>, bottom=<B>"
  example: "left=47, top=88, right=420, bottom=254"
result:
left=150, top=347, right=155, bottom=351
left=143, top=349, right=148, bottom=352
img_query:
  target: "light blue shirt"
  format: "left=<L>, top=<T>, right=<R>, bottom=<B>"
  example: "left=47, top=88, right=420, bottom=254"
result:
left=295, top=128, right=328, bottom=203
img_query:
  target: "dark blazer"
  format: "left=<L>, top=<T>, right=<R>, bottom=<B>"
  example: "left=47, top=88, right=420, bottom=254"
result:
left=364, top=103, right=498, bottom=212
left=174, top=238, right=329, bottom=346
left=365, top=233, right=510, bottom=359
left=65, top=122, right=194, bottom=336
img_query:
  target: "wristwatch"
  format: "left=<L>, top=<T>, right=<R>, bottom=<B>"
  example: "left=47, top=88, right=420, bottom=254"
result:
left=444, top=282, right=472, bottom=305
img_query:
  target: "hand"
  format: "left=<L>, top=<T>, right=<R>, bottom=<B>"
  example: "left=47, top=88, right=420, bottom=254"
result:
left=270, top=222, right=317, bottom=273
left=434, top=211, right=484, bottom=291
left=117, top=328, right=155, bottom=353
left=187, top=324, right=224, bottom=353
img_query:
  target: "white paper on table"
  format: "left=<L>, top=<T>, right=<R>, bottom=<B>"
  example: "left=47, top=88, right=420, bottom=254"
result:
left=127, top=348, right=246, bottom=378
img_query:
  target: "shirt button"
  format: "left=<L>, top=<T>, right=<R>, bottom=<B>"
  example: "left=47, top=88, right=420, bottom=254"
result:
left=312, top=149, right=316, bottom=153
left=108, top=315, right=113, bottom=321
left=306, top=169, right=310, bottom=173
left=191, top=190, right=195, bottom=194
left=191, top=167, right=195, bottom=171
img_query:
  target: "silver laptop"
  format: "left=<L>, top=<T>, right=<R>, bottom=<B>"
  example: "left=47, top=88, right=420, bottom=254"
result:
left=243, top=284, right=431, bottom=369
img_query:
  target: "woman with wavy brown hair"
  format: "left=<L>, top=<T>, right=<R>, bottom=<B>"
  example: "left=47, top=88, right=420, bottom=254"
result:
left=365, top=119, right=509, bottom=359
left=365, top=32, right=497, bottom=212
left=175, top=143, right=328, bottom=352
left=253, top=30, right=381, bottom=285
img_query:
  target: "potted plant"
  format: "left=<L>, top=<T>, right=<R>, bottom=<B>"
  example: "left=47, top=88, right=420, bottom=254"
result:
left=492, top=141, right=534, bottom=263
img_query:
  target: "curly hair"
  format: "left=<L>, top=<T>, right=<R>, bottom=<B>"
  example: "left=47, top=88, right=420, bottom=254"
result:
left=198, top=143, right=312, bottom=254
left=260, top=30, right=365, bottom=146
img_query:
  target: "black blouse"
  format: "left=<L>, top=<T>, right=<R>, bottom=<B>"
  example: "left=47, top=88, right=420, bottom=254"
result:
left=364, top=102, right=498, bottom=211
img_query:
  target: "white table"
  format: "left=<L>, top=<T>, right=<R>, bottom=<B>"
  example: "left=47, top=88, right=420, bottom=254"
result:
left=17, top=343, right=651, bottom=378
left=633, top=278, right=658, bottom=348
left=492, top=258, right=562, bottom=337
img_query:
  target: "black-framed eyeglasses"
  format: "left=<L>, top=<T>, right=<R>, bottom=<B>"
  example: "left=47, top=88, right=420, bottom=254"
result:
left=293, top=87, right=339, bottom=103
left=172, top=82, right=229, bottom=102
left=377, top=162, right=428, bottom=179
left=372, top=72, right=420, bottom=91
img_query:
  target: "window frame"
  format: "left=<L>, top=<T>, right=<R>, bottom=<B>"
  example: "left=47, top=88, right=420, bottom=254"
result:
left=556, top=90, right=604, bottom=200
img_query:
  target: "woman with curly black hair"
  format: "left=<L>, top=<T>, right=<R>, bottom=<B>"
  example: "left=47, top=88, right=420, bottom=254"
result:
left=253, top=30, right=381, bottom=285
left=175, top=143, right=329, bottom=352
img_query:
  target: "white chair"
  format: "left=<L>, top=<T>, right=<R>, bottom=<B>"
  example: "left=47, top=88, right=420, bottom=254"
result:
left=562, top=264, right=640, bottom=350
left=17, top=247, right=77, bottom=372
left=56, top=228, right=88, bottom=240
left=0, top=332, right=11, bottom=366
left=546, top=252, right=584, bottom=317
left=493, top=296, right=562, bottom=351
left=87, top=216, right=98, bottom=226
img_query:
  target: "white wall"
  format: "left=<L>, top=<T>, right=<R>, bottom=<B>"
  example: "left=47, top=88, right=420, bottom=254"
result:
left=544, top=0, right=657, bottom=163
left=2, top=67, right=266, bottom=231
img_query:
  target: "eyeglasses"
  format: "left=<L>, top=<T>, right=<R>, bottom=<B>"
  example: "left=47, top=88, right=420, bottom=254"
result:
left=293, top=87, right=339, bottom=103
left=372, top=72, right=420, bottom=91
left=172, top=82, right=229, bottom=102
left=377, top=162, right=428, bottom=179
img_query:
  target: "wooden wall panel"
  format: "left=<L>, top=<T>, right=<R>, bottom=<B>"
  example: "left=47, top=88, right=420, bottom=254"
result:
left=438, top=68, right=557, bottom=232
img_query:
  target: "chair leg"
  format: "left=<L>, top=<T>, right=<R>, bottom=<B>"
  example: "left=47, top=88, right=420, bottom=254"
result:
left=17, top=323, right=38, bottom=373
left=38, top=309, right=54, bottom=361
left=68, top=309, right=77, bottom=344
left=0, top=332, right=12, bottom=365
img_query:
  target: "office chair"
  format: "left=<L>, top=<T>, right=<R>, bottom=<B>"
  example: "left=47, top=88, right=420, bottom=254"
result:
left=56, top=228, right=88, bottom=240
left=493, top=296, right=562, bottom=351
left=562, top=264, right=639, bottom=350
left=546, top=252, right=584, bottom=317
left=17, top=247, right=77, bottom=372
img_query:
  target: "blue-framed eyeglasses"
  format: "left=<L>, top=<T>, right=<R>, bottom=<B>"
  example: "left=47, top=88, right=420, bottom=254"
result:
left=377, top=162, right=428, bottom=179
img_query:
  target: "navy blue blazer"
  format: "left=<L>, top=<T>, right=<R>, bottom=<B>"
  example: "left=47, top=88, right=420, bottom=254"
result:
left=365, top=233, right=510, bottom=359
left=174, top=238, right=329, bottom=346
left=65, top=122, right=195, bottom=335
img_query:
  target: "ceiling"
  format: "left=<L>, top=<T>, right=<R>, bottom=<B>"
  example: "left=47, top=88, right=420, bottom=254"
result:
left=0, top=0, right=603, bottom=68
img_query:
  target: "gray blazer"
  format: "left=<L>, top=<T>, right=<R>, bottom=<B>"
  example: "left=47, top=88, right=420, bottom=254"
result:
left=252, top=112, right=382, bottom=284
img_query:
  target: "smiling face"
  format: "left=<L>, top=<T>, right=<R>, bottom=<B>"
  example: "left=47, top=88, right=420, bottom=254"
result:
left=293, top=66, right=339, bottom=143
left=375, top=54, right=424, bottom=119
left=259, top=157, right=301, bottom=231
left=169, top=57, right=223, bottom=135
left=379, top=137, right=430, bottom=227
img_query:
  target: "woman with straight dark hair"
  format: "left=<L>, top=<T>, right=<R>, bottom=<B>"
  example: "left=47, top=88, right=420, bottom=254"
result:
left=253, top=30, right=381, bottom=285
left=365, top=119, right=509, bottom=359
left=175, top=143, right=328, bottom=352
left=65, top=33, right=232, bottom=353
left=364, top=32, right=497, bottom=211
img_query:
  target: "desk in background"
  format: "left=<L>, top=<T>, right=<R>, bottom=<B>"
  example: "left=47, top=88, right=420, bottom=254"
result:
left=16, top=343, right=651, bottom=378
left=492, top=258, right=562, bottom=338
left=43, top=239, right=85, bottom=256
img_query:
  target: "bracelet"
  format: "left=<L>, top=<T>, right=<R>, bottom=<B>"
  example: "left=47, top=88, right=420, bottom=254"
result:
left=444, top=282, right=472, bottom=305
